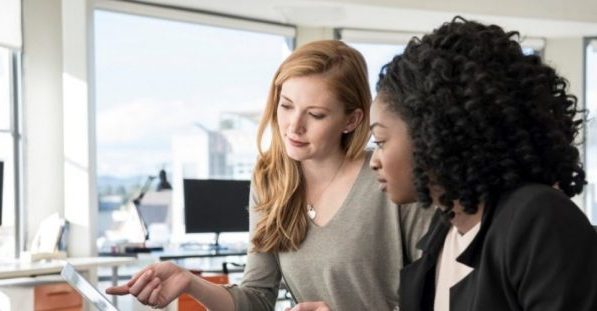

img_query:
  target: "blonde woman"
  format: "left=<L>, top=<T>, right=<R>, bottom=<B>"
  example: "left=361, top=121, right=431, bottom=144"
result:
left=107, top=40, right=432, bottom=311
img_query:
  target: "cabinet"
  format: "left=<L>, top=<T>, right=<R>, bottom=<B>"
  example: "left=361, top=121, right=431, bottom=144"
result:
left=34, top=283, right=82, bottom=311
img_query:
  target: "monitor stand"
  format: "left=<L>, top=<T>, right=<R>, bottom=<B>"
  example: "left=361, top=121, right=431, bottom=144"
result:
left=208, top=232, right=228, bottom=251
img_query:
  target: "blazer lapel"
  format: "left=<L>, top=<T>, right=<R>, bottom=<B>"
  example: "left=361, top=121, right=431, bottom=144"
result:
left=400, top=210, right=451, bottom=311
left=450, top=199, right=499, bottom=310
left=456, top=201, right=497, bottom=268
left=449, top=272, right=477, bottom=311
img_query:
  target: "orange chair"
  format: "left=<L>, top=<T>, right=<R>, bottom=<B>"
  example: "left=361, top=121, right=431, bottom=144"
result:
left=178, top=270, right=229, bottom=311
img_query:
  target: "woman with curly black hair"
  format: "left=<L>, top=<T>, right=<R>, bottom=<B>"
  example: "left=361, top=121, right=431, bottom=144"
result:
left=369, top=17, right=597, bottom=311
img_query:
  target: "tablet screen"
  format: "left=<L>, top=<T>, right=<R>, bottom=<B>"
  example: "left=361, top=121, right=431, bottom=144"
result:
left=60, top=262, right=119, bottom=311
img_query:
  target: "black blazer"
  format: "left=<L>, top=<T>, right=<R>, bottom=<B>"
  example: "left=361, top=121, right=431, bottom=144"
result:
left=400, top=184, right=597, bottom=311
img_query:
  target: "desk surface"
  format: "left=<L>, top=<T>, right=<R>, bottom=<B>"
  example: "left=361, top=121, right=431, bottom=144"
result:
left=0, top=256, right=136, bottom=279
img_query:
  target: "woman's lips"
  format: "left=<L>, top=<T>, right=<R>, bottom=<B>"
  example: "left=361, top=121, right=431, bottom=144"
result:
left=288, top=137, right=308, bottom=147
left=377, top=178, right=387, bottom=191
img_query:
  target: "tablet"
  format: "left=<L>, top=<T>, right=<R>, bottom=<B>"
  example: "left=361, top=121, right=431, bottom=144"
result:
left=60, top=262, right=119, bottom=311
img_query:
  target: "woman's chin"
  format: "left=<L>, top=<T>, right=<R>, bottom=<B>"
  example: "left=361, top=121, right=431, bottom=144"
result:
left=388, top=191, right=417, bottom=205
left=285, top=150, right=308, bottom=162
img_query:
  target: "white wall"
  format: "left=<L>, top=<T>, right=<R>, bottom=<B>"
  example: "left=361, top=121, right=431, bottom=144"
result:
left=62, top=0, right=98, bottom=257
left=544, top=38, right=585, bottom=109
left=22, top=0, right=65, bottom=246
left=21, top=0, right=96, bottom=257
left=296, top=26, right=334, bottom=47
left=544, top=37, right=586, bottom=209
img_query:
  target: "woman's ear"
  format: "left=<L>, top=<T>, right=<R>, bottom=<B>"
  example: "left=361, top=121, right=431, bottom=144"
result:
left=344, top=108, right=364, bottom=133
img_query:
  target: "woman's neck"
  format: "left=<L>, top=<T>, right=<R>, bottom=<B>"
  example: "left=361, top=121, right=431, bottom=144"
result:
left=450, top=202, right=484, bottom=235
left=301, top=151, right=347, bottom=184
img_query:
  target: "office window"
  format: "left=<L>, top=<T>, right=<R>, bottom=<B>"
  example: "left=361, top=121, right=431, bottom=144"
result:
left=339, top=29, right=544, bottom=93
left=346, top=42, right=405, bottom=96
left=337, top=29, right=411, bottom=96
left=0, top=46, right=19, bottom=258
left=94, top=9, right=293, bottom=249
left=337, top=29, right=408, bottom=150
left=585, top=39, right=597, bottom=224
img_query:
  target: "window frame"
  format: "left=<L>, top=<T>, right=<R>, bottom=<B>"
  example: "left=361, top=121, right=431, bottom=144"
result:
left=0, top=44, right=23, bottom=258
left=583, top=36, right=597, bottom=222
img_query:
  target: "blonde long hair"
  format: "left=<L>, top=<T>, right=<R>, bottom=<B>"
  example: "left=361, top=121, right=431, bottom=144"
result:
left=251, top=40, right=371, bottom=253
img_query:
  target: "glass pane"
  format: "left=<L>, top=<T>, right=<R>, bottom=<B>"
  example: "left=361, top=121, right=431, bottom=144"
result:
left=345, top=41, right=405, bottom=149
left=346, top=42, right=405, bottom=97
left=585, top=40, right=597, bottom=224
left=0, top=47, right=11, bottom=130
left=0, top=133, right=15, bottom=258
left=94, top=10, right=291, bottom=249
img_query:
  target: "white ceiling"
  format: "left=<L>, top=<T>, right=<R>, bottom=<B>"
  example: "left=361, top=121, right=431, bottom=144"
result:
left=136, top=0, right=597, bottom=38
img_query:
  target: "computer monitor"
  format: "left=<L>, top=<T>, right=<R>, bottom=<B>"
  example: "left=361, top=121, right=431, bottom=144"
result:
left=0, top=161, right=3, bottom=226
left=183, top=179, right=250, bottom=243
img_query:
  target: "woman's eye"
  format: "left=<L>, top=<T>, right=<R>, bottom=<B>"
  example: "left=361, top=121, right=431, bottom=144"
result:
left=309, top=113, right=325, bottom=120
left=373, top=140, right=385, bottom=148
left=280, top=103, right=291, bottom=110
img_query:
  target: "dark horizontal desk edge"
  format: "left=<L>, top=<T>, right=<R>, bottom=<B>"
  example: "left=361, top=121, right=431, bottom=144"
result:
left=98, top=252, right=139, bottom=257
left=97, top=268, right=245, bottom=282
left=99, top=250, right=248, bottom=260
left=159, top=251, right=247, bottom=260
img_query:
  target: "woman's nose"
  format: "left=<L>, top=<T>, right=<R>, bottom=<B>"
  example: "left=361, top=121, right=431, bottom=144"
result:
left=370, top=151, right=381, bottom=170
left=288, top=113, right=305, bottom=135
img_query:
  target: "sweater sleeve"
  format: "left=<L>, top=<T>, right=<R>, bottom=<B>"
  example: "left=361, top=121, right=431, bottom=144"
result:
left=398, top=202, right=435, bottom=264
left=505, top=188, right=597, bottom=311
left=224, top=184, right=281, bottom=311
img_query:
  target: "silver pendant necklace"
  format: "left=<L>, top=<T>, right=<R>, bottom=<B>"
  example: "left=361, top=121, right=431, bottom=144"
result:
left=306, top=158, right=345, bottom=221
left=307, top=204, right=317, bottom=220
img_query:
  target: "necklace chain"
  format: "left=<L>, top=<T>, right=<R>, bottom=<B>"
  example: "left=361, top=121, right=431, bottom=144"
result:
left=306, top=158, right=345, bottom=220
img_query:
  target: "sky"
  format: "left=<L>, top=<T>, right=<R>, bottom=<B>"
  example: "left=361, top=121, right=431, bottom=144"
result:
left=94, top=10, right=291, bottom=177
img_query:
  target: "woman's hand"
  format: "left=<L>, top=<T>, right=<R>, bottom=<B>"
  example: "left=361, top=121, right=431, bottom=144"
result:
left=285, top=301, right=331, bottom=311
left=105, top=261, right=192, bottom=309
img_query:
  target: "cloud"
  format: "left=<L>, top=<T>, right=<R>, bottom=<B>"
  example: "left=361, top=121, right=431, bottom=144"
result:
left=97, top=98, right=219, bottom=146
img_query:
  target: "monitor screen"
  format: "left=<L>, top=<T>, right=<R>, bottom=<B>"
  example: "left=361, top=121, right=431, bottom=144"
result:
left=0, top=161, right=3, bottom=226
left=183, top=179, right=250, bottom=233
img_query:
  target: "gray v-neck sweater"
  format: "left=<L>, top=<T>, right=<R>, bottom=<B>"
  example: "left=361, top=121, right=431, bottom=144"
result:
left=226, top=152, right=433, bottom=310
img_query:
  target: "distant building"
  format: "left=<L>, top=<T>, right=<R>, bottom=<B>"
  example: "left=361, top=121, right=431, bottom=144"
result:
left=169, top=110, right=260, bottom=239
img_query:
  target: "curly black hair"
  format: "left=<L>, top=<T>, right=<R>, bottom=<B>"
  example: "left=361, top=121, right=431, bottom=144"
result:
left=376, top=16, right=586, bottom=214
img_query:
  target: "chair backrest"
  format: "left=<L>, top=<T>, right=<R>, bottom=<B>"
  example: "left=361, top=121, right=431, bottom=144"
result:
left=178, top=272, right=229, bottom=311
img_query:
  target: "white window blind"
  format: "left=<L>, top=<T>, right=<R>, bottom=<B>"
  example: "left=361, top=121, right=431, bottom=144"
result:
left=338, top=28, right=423, bottom=45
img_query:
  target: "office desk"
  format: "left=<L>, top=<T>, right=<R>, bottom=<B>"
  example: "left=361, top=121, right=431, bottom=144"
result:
left=156, top=248, right=247, bottom=261
left=0, top=256, right=135, bottom=309
left=156, top=249, right=248, bottom=276
left=103, top=250, right=248, bottom=280
left=0, top=256, right=135, bottom=281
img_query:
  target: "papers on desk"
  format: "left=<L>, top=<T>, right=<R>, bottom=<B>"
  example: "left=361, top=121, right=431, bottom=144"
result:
left=23, top=213, right=68, bottom=262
